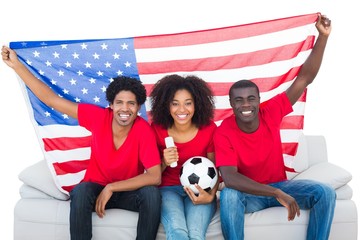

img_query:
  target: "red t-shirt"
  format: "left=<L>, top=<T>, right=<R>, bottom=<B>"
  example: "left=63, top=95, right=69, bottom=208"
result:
left=214, top=92, right=292, bottom=184
left=151, top=121, right=217, bottom=187
left=78, top=104, right=161, bottom=186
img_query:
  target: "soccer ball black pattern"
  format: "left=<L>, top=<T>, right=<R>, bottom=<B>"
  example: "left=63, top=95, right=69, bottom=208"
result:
left=179, top=156, right=218, bottom=194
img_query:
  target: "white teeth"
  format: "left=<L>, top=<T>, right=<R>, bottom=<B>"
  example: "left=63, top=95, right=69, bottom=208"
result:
left=119, top=114, right=130, bottom=119
left=177, top=114, right=187, bottom=119
left=242, top=111, right=252, bottom=115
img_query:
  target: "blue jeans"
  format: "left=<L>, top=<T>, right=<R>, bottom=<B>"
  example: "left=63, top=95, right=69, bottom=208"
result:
left=69, top=182, right=161, bottom=240
left=220, top=179, right=336, bottom=240
left=160, top=185, right=217, bottom=240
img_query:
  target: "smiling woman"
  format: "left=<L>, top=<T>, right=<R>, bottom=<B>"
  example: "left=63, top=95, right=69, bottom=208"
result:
left=149, top=74, right=219, bottom=239
left=0, top=1, right=359, bottom=239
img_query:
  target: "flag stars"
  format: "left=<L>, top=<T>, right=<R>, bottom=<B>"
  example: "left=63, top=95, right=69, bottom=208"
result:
left=63, top=89, right=70, bottom=95
left=113, top=53, right=120, bottom=59
left=104, top=62, right=111, bottom=68
left=74, top=97, right=81, bottom=102
left=121, top=43, right=128, bottom=50
left=44, top=111, right=51, bottom=117
left=26, top=60, right=32, bottom=66
left=84, top=62, right=92, bottom=68
left=33, top=51, right=40, bottom=57
left=124, top=61, right=131, bottom=67
left=116, top=70, right=123, bottom=76
left=89, top=78, right=96, bottom=84
left=57, top=70, right=65, bottom=76
left=97, top=71, right=104, bottom=77
left=93, top=53, right=100, bottom=59
left=93, top=96, right=100, bottom=103
left=69, top=79, right=76, bottom=85
left=45, top=61, right=52, bottom=67
left=101, top=86, right=107, bottom=92
left=72, top=52, right=80, bottom=59
left=65, top=61, right=72, bottom=68
left=61, top=44, right=68, bottom=49
left=39, top=70, right=45, bottom=76
left=62, top=113, right=69, bottom=119
left=53, top=52, right=60, bottom=58
left=101, top=43, right=108, bottom=50
left=50, top=79, right=57, bottom=85
left=77, top=70, right=84, bottom=76
left=81, top=88, right=89, bottom=94
left=81, top=43, right=88, bottom=49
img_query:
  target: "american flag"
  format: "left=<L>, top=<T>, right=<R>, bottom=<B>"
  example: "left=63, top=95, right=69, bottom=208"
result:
left=10, top=13, right=319, bottom=195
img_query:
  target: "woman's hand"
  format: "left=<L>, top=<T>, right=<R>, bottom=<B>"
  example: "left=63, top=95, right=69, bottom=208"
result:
left=162, top=146, right=179, bottom=167
left=184, top=184, right=215, bottom=205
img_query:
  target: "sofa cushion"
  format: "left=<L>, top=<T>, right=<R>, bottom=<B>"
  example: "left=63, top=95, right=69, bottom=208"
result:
left=293, top=162, right=352, bottom=189
left=18, top=160, right=69, bottom=201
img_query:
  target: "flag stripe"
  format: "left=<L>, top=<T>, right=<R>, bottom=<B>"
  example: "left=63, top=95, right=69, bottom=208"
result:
left=281, top=116, right=305, bottom=129
left=282, top=143, right=299, bottom=157
left=134, top=14, right=317, bottom=49
left=43, top=136, right=92, bottom=151
left=136, top=37, right=314, bottom=75
left=53, top=160, right=90, bottom=175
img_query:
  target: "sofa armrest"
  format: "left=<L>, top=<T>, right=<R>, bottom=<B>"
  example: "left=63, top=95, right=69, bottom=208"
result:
left=293, top=162, right=352, bottom=190
left=18, top=160, right=69, bottom=201
left=19, top=184, right=58, bottom=200
left=335, top=184, right=353, bottom=200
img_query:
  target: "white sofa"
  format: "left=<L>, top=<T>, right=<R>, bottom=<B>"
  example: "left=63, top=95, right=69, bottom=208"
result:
left=14, top=135, right=358, bottom=240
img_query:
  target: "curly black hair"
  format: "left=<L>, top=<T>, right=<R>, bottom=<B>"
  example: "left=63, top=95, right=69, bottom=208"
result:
left=150, top=74, right=215, bottom=128
left=106, top=76, right=146, bottom=105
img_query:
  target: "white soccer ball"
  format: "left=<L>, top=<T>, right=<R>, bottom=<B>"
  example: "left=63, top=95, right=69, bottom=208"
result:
left=180, top=156, right=218, bottom=194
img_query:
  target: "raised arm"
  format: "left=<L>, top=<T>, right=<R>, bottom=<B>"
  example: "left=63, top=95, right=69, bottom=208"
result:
left=2, top=46, right=79, bottom=119
left=286, top=13, right=332, bottom=105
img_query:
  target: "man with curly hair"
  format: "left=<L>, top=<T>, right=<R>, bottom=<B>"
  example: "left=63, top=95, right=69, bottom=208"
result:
left=2, top=45, right=162, bottom=240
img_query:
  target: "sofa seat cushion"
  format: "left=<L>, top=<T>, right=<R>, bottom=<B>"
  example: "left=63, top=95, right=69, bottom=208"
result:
left=14, top=197, right=358, bottom=240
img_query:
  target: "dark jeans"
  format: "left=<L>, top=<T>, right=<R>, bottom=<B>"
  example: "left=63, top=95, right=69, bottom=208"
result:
left=69, top=182, right=161, bottom=240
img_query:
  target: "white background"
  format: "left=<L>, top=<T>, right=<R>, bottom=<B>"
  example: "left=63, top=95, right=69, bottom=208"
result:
left=0, top=1, right=358, bottom=239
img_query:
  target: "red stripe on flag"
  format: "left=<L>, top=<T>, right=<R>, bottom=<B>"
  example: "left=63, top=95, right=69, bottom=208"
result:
left=214, top=109, right=234, bottom=123
left=285, top=166, right=296, bottom=173
left=53, top=159, right=90, bottom=175
left=62, top=185, right=77, bottom=193
left=281, top=116, right=305, bottom=129
left=136, top=37, right=314, bottom=75
left=134, top=13, right=318, bottom=48
left=43, top=136, right=92, bottom=151
left=298, top=89, right=307, bottom=102
left=282, top=142, right=299, bottom=156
